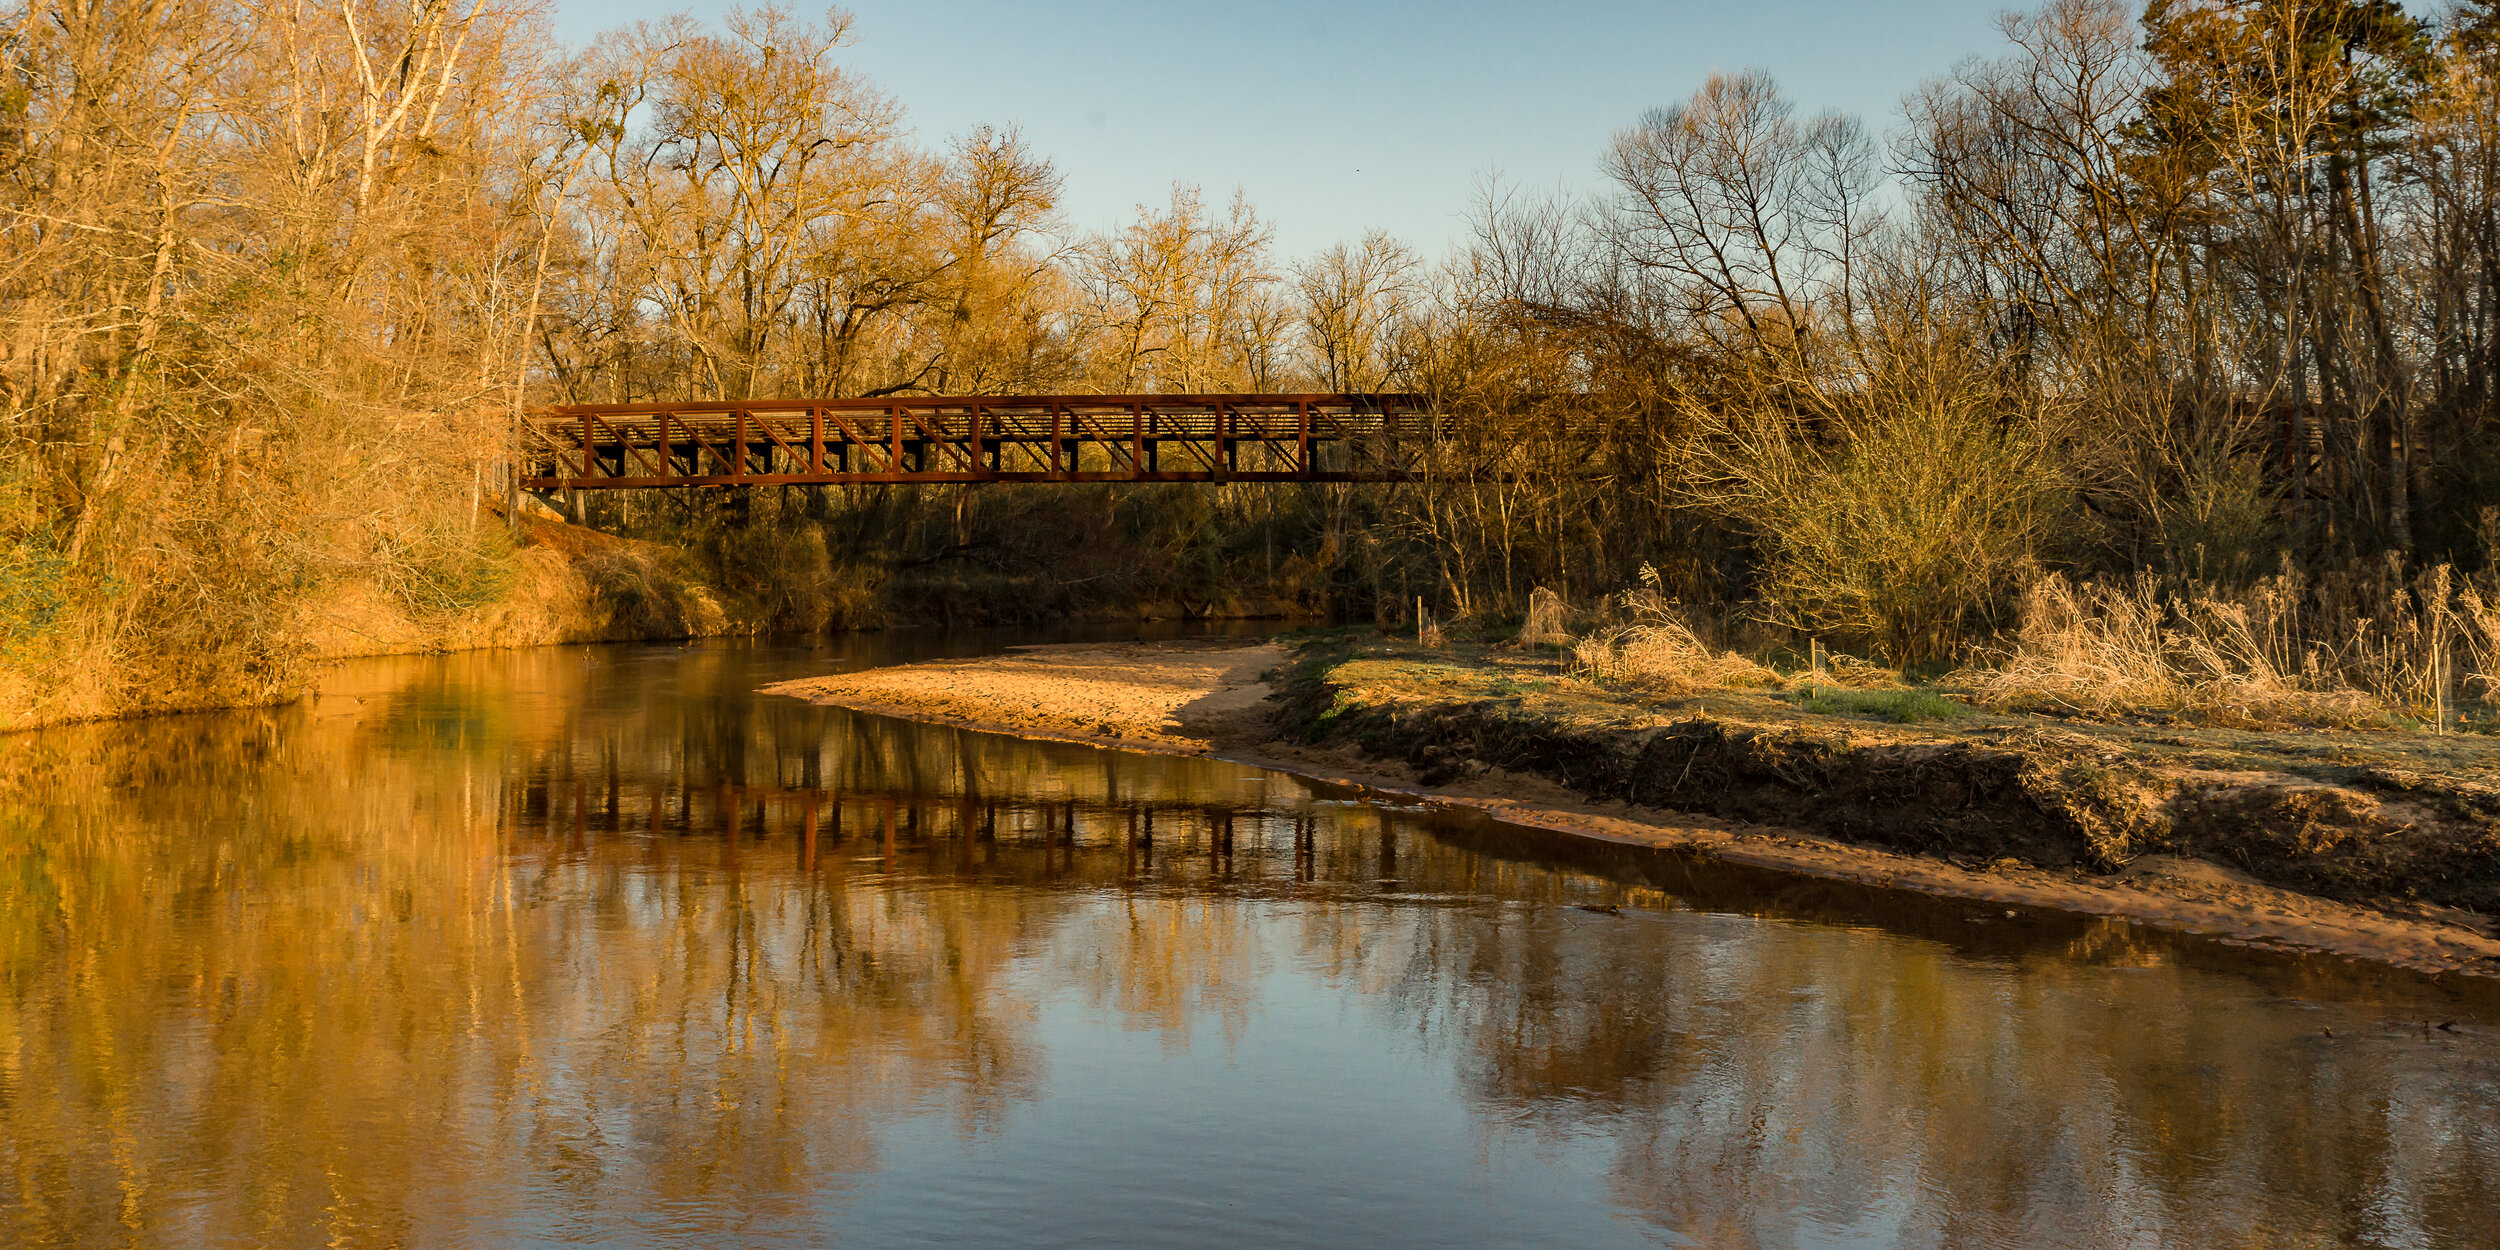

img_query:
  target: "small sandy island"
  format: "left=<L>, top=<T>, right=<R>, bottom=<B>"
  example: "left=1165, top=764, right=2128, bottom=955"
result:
left=768, top=639, right=2500, bottom=978
left=763, top=640, right=1285, bottom=754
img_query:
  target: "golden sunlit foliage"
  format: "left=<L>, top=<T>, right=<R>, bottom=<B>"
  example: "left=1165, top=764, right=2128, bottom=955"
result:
left=7, top=0, right=2500, bottom=721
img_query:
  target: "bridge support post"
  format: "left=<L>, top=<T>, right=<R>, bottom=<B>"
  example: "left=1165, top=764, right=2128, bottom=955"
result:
left=1215, top=399, right=1230, bottom=481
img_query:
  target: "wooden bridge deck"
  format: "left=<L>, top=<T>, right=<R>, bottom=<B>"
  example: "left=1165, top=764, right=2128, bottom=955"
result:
left=521, top=393, right=1427, bottom=490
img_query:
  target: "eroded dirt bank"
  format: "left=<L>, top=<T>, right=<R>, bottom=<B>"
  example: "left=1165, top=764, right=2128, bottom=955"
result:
left=766, top=635, right=2500, bottom=978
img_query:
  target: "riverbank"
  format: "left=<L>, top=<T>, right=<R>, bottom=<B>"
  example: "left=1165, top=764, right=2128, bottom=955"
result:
left=0, top=514, right=744, bottom=735
left=766, top=634, right=2500, bottom=977
left=0, top=505, right=1296, bottom=735
left=291, top=515, right=737, bottom=661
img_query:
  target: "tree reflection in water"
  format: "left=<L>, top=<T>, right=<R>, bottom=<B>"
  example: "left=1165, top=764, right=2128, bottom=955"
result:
left=0, top=639, right=2494, bottom=1247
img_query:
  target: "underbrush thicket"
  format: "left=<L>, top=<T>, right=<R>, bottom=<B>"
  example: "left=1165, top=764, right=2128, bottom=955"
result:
left=582, top=479, right=1364, bottom=630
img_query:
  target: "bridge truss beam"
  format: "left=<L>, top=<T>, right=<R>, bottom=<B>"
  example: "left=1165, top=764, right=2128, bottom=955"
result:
left=520, top=393, right=1427, bottom=491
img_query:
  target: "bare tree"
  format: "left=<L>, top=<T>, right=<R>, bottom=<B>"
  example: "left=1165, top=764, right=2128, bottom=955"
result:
left=1296, top=230, right=1419, bottom=392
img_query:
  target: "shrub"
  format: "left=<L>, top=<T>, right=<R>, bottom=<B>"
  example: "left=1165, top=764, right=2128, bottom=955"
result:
left=1683, top=318, right=2068, bottom=666
left=0, top=530, right=68, bottom=652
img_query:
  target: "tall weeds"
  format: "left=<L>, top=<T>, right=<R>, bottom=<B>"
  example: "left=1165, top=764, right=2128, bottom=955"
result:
left=1552, top=588, right=1789, bottom=693
left=1955, top=564, right=2500, bottom=727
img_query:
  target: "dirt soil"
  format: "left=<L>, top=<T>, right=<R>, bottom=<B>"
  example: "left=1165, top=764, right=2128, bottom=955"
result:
left=765, top=635, right=2500, bottom=978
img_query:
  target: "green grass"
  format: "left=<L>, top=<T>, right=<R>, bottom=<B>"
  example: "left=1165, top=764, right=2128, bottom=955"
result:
left=1798, top=687, right=1973, bottom=724
left=1301, top=690, right=1359, bottom=743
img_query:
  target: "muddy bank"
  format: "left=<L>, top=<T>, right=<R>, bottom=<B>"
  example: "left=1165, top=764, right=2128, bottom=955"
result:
left=766, top=635, right=2500, bottom=977
left=1280, top=639, right=2500, bottom=914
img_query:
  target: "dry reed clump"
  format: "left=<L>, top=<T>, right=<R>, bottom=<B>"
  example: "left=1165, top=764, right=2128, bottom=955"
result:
left=1953, top=564, right=2500, bottom=728
left=1414, top=602, right=1450, bottom=649
left=1570, top=622, right=1788, bottom=692
left=1516, top=586, right=1577, bottom=646
left=1557, top=587, right=1788, bottom=693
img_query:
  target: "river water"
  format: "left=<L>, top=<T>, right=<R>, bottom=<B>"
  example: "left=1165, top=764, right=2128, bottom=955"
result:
left=2, top=631, right=2496, bottom=1249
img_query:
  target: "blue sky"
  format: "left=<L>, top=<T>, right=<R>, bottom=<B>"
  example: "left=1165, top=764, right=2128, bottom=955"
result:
left=552, top=1, right=2019, bottom=260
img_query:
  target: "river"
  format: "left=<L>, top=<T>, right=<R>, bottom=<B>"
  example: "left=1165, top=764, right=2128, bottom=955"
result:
left=2, top=631, right=2496, bottom=1248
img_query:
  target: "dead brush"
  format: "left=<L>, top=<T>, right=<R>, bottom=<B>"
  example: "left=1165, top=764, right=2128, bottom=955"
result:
left=1954, top=565, right=2500, bottom=728
left=2457, top=583, right=2500, bottom=712
left=2167, top=595, right=2380, bottom=727
left=1565, top=589, right=1787, bottom=692
left=1952, top=576, right=2181, bottom=716
left=1515, top=586, right=1577, bottom=647
left=1802, top=649, right=1907, bottom=690
left=1570, top=622, right=1787, bottom=691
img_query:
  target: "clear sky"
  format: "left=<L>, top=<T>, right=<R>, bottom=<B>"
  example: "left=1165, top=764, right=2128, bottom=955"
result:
left=551, top=0, right=2020, bottom=260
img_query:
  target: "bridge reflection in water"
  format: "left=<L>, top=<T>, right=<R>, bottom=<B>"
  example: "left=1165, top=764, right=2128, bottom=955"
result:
left=518, top=769, right=1333, bottom=885
left=522, top=392, right=1429, bottom=490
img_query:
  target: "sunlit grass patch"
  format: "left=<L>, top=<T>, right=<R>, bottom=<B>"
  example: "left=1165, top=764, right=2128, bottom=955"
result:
left=1798, top=687, right=1973, bottom=723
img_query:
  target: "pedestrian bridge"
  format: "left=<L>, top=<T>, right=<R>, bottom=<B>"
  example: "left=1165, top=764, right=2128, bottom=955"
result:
left=521, top=393, right=1428, bottom=490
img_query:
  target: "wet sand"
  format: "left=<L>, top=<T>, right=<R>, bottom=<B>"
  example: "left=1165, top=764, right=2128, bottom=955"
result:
left=765, top=640, right=2500, bottom=978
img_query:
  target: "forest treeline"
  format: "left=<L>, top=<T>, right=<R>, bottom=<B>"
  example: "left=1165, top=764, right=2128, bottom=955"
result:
left=6, top=0, right=2500, bottom=722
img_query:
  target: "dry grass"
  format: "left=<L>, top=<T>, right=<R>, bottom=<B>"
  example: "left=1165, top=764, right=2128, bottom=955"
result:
left=1801, top=650, right=1908, bottom=690
left=1526, top=583, right=1924, bottom=696
left=1518, top=586, right=1576, bottom=646
left=1529, top=562, right=2500, bottom=734
left=1570, top=621, right=1788, bottom=691
left=1552, top=588, right=1789, bottom=693
left=1953, top=564, right=2500, bottom=728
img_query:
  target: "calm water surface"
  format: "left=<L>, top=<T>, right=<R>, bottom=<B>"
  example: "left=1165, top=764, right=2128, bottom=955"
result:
left=3, top=629, right=2497, bottom=1249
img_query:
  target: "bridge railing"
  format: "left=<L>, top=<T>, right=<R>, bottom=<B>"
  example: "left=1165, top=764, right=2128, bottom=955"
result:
left=520, top=393, right=1430, bottom=490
